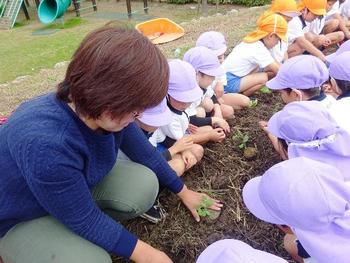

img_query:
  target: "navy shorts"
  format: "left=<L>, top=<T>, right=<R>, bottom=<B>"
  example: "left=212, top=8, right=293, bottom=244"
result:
left=296, top=240, right=311, bottom=258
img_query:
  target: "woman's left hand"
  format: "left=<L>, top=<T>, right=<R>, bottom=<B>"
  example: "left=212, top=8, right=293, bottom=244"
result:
left=177, top=185, right=223, bottom=222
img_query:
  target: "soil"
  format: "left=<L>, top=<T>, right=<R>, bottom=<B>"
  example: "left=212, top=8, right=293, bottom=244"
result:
left=113, top=93, right=289, bottom=263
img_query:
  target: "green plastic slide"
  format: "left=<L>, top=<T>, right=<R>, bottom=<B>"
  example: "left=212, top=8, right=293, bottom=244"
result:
left=38, top=0, right=72, bottom=24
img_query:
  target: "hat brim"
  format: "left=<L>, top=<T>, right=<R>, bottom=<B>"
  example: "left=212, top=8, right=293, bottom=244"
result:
left=326, top=53, right=336, bottom=64
left=266, top=76, right=289, bottom=90
left=138, top=107, right=172, bottom=127
left=212, top=46, right=227, bottom=57
left=276, top=32, right=288, bottom=43
left=168, top=84, right=203, bottom=103
left=267, top=110, right=284, bottom=138
left=310, top=8, right=326, bottom=16
left=280, top=11, right=301, bottom=18
left=243, top=176, right=285, bottom=225
left=200, top=66, right=225, bottom=77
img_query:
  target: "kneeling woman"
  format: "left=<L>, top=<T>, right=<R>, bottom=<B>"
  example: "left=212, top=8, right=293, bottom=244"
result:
left=0, top=26, right=222, bottom=263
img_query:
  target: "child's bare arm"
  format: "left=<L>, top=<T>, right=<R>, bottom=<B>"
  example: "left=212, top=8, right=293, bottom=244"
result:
left=295, top=36, right=327, bottom=62
left=186, top=128, right=226, bottom=144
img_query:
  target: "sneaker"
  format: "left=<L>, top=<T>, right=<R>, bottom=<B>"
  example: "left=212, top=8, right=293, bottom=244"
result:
left=140, top=205, right=166, bottom=224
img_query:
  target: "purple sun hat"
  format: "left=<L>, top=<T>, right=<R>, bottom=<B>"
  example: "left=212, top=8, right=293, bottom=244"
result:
left=267, top=101, right=350, bottom=181
left=138, top=98, right=171, bottom=127
left=183, top=46, right=224, bottom=77
left=196, top=239, right=288, bottom=263
left=196, top=31, right=227, bottom=57
left=326, top=40, right=350, bottom=63
left=329, top=51, right=350, bottom=81
left=243, top=157, right=350, bottom=263
left=167, top=59, right=203, bottom=103
left=266, top=55, right=329, bottom=90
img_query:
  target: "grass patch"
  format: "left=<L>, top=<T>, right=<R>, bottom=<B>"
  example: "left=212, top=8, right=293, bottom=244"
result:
left=43, top=17, right=86, bottom=30
left=0, top=20, right=105, bottom=84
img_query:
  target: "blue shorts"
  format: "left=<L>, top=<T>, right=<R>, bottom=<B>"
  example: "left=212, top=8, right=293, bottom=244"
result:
left=224, top=72, right=241, bottom=94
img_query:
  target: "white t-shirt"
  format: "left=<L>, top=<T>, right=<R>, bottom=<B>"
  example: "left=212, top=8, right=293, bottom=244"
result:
left=307, top=17, right=325, bottom=35
left=327, top=1, right=341, bottom=19
left=159, top=110, right=189, bottom=140
left=330, top=97, right=350, bottom=134
left=288, top=16, right=305, bottom=43
left=318, top=94, right=336, bottom=109
left=341, top=0, right=350, bottom=19
left=223, top=41, right=274, bottom=77
left=148, top=128, right=166, bottom=146
left=270, top=41, right=288, bottom=63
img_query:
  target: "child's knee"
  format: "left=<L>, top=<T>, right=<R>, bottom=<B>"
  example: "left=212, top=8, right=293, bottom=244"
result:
left=168, top=156, right=186, bottom=177
left=336, top=31, right=345, bottom=42
left=196, top=107, right=206, bottom=117
left=202, top=97, right=214, bottom=112
left=190, top=144, right=204, bottom=161
left=221, top=105, right=234, bottom=119
left=329, top=19, right=340, bottom=31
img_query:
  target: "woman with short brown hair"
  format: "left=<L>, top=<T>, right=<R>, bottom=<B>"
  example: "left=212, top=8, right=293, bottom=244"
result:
left=0, top=26, right=222, bottom=263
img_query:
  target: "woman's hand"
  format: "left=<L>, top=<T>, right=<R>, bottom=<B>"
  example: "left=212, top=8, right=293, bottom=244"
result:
left=130, top=240, right=173, bottom=263
left=177, top=185, right=223, bottom=222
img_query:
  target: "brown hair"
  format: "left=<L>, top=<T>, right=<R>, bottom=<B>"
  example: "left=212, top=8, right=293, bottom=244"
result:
left=284, top=87, right=320, bottom=97
left=57, top=25, right=169, bottom=119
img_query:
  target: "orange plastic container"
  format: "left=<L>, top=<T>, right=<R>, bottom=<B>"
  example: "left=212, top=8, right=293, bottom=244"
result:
left=135, top=18, right=185, bottom=44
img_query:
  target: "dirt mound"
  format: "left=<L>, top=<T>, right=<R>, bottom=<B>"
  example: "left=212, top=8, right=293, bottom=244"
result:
left=115, top=93, right=290, bottom=263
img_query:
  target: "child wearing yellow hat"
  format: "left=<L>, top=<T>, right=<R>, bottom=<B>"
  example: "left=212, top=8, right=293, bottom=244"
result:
left=259, top=0, right=301, bottom=63
left=222, top=13, right=287, bottom=96
left=287, top=0, right=330, bottom=63
left=305, top=0, right=345, bottom=52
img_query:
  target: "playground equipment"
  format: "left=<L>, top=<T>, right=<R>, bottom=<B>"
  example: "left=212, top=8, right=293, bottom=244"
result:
left=38, top=0, right=96, bottom=24
left=38, top=0, right=71, bottom=23
left=0, top=0, right=27, bottom=29
left=135, top=18, right=185, bottom=45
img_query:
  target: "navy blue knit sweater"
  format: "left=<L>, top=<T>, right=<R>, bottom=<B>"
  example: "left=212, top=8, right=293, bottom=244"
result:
left=0, top=93, right=184, bottom=258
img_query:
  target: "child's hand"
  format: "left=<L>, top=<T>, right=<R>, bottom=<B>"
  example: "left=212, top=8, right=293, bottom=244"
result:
left=210, top=128, right=226, bottom=142
left=212, top=117, right=230, bottom=134
left=214, top=82, right=224, bottom=98
left=258, top=120, right=269, bottom=133
left=320, top=35, right=331, bottom=47
left=171, top=137, right=193, bottom=154
left=187, top=124, right=199, bottom=134
left=181, top=150, right=197, bottom=169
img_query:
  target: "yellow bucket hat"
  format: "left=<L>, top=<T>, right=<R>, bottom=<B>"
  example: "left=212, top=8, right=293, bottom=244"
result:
left=244, top=13, right=288, bottom=43
left=271, top=0, right=301, bottom=17
left=298, top=0, right=326, bottom=16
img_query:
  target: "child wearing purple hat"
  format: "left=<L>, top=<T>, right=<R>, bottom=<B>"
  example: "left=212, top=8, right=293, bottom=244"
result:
left=183, top=46, right=234, bottom=121
left=262, top=101, right=350, bottom=181
left=196, top=31, right=251, bottom=110
left=243, top=157, right=350, bottom=263
left=265, top=55, right=335, bottom=108
left=196, top=239, right=288, bottom=263
left=157, top=60, right=228, bottom=153
left=136, top=98, right=203, bottom=177
left=329, top=50, right=350, bottom=133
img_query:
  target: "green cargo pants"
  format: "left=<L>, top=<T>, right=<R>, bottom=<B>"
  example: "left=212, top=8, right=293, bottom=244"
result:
left=0, top=160, right=159, bottom=263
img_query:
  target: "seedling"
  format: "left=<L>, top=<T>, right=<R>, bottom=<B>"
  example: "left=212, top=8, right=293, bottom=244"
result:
left=233, top=130, right=250, bottom=150
left=249, top=98, right=258, bottom=108
left=260, top=86, right=272, bottom=94
left=197, top=196, right=214, bottom=217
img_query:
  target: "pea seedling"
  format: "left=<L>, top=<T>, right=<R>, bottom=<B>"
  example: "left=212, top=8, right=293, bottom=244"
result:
left=196, top=196, right=214, bottom=217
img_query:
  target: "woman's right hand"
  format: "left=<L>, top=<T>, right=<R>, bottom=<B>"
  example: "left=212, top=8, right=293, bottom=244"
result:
left=210, top=128, right=226, bottom=142
left=130, top=240, right=173, bottom=263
